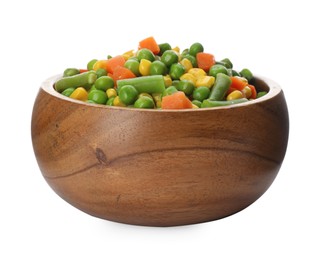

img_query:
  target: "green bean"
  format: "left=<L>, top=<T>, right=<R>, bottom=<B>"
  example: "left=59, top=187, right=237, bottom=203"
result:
left=201, top=98, right=248, bottom=108
left=240, top=68, right=253, bottom=82
left=55, top=71, right=97, bottom=93
left=209, top=73, right=232, bottom=100
left=220, top=58, right=233, bottom=69
left=117, top=75, right=165, bottom=94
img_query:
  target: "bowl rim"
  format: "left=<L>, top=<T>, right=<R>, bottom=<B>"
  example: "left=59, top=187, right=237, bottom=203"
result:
left=39, top=74, right=283, bottom=112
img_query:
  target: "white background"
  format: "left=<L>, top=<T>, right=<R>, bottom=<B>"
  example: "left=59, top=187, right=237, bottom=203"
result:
left=1, top=0, right=323, bottom=259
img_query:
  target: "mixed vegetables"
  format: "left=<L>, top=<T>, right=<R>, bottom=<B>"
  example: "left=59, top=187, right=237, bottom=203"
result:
left=54, top=36, right=267, bottom=109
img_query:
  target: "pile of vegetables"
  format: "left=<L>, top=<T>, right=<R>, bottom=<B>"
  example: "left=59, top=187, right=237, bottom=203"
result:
left=54, top=36, right=267, bottom=109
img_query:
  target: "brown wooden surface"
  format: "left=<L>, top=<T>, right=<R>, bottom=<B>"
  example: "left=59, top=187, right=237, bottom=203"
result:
left=31, top=75, right=289, bottom=226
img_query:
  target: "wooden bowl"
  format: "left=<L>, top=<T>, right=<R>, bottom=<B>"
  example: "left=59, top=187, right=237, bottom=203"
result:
left=31, top=75, right=289, bottom=226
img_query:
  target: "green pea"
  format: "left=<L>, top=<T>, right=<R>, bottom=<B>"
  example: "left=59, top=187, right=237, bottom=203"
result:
left=137, top=48, right=155, bottom=62
left=240, top=68, right=253, bottom=82
left=209, top=64, right=228, bottom=78
left=161, top=50, right=179, bottom=67
left=257, top=91, right=267, bottom=98
left=94, top=76, right=114, bottom=91
left=181, top=48, right=189, bottom=56
left=124, top=59, right=140, bottom=76
left=192, top=100, right=202, bottom=108
left=63, top=68, right=80, bottom=77
left=171, top=80, right=180, bottom=88
left=86, top=100, right=96, bottom=104
left=87, top=59, right=98, bottom=70
left=106, top=97, right=115, bottom=106
left=61, top=87, right=75, bottom=97
left=193, top=86, right=210, bottom=102
left=163, top=86, right=178, bottom=97
left=189, top=42, right=204, bottom=57
left=89, top=85, right=97, bottom=92
left=96, top=68, right=108, bottom=78
left=169, top=63, right=185, bottom=80
left=150, top=60, right=167, bottom=75
left=119, top=85, right=139, bottom=105
left=176, top=80, right=195, bottom=96
left=128, top=56, right=139, bottom=62
left=88, top=89, right=108, bottom=104
left=134, top=96, right=155, bottom=109
left=158, top=43, right=171, bottom=55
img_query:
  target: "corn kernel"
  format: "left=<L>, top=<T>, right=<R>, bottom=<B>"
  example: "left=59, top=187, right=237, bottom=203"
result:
left=93, top=60, right=108, bottom=71
left=163, top=75, right=173, bottom=87
left=227, top=90, right=244, bottom=101
left=242, top=86, right=252, bottom=99
left=155, top=100, right=162, bottom=108
left=188, top=68, right=206, bottom=78
left=113, top=96, right=126, bottom=107
left=106, top=88, right=117, bottom=98
left=172, top=46, right=180, bottom=53
left=180, top=73, right=196, bottom=85
left=180, top=58, right=193, bottom=72
left=139, top=93, right=153, bottom=99
left=139, top=58, right=151, bottom=76
left=70, top=87, right=88, bottom=101
left=195, top=76, right=215, bottom=88
left=122, top=49, right=135, bottom=60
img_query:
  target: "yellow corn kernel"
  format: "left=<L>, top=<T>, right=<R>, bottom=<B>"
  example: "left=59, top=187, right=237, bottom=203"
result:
left=70, top=87, right=88, bottom=101
left=188, top=68, right=206, bottom=79
left=92, top=60, right=108, bottom=71
left=163, top=75, right=173, bottom=87
left=172, top=46, right=180, bottom=53
left=113, top=96, right=126, bottom=107
left=180, top=58, right=193, bottom=72
left=152, top=93, right=162, bottom=108
left=122, top=49, right=135, bottom=60
left=139, top=58, right=152, bottom=76
left=195, top=76, right=215, bottom=88
left=180, top=73, right=197, bottom=85
left=242, top=86, right=252, bottom=99
left=139, top=93, right=153, bottom=99
left=227, top=90, right=244, bottom=101
left=106, top=88, right=117, bottom=98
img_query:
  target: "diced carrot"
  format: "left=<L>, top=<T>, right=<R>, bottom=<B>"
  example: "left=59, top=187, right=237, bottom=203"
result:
left=79, top=69, right=88, bottom=73
left=196, top=52, right=215, bottom=72
left=106, top=55, right=126, bottom=74
left=112, top=66, right=136, bottom=83
left=138, top=36, right=160, bottom=55
left=248, top=84, right=257, bottom=99
left=161, top=91, right=192, bottom=109
left=230, top=76, right=248, bottom=91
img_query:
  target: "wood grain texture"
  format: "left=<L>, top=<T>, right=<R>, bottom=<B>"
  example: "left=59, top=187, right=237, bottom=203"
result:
left=31, top=75, right=289, bottom=226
